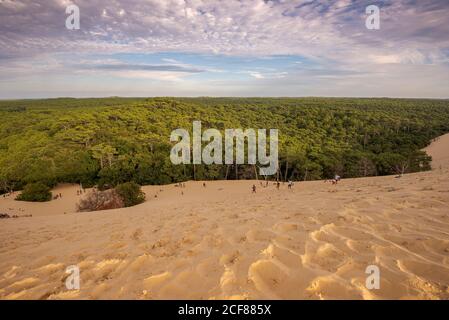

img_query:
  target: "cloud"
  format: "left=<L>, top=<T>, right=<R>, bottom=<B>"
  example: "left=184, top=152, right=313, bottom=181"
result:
left=0, top=0, right=448, bottom=97
left=247, top=71, right=288, bottom=80
left=73, top=60, right=206, bottom=80
left=1, top=0, right=447, bottom=60
left=80, top=62, right=204, bottom=73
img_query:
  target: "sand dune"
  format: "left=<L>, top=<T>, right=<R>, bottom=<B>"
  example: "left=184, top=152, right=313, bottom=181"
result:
left=425, top=133, right=449, bottom=170
left=1, top=135, right=449, bottom=300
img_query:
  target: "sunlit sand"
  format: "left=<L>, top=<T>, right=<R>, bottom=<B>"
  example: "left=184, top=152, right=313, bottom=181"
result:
left=0, top=135, right=448, bottom=299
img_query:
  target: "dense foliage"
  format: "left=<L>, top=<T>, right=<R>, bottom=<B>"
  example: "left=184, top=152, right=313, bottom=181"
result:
left=1, top=97, right=448, bottom=193
left=115, top=182, right=146, bottom=207
left=15, top=182, right=52, bottom=202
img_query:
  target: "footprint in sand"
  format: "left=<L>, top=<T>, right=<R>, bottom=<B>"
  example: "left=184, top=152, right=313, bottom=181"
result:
left=247, top=243, right=315, bottom=299
left=130, top=228, right=143, bottom=241
left=274, top=222, right=299, bottom=233
left=246, top=229, right=275, bottom=242
left=306, top=243, right=348, bottom=273
left=220, top=250, right=240, bottom=266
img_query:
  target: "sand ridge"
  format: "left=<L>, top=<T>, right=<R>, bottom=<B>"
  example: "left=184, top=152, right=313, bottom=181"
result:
left=0, top=134, right=448, bottom=299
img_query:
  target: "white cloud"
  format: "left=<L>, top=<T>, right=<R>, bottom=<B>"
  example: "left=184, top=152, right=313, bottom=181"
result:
left=0, top=0, right=448, bottom=97
left=1, top=0, right=446, bottom=61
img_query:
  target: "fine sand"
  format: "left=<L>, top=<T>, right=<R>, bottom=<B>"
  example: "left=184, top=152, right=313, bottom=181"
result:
left=1, top=135, right=449, bottom=299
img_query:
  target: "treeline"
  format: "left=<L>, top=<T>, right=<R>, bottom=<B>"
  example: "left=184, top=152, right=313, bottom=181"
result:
left=0, top=97, right=448, bottom=193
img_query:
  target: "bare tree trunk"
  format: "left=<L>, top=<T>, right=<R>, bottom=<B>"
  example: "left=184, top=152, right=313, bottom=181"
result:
left=193, top=164, right=196, bottom=180
left=235, top=164, right=238, bottom=180
left=253, top=165, right=259, bottom=181
left=363, top=133, right=368, bottom=149
left=395, top=162, right=409, bottom=176
left=225, top=165, right=230, bottom=180
left=289, top=169, right=296, bottom=181
left=361, top=158, right=368, bottom=177
left=402, top=163, right=409, bottom=175
left=284, top=161, right=289, bottom=182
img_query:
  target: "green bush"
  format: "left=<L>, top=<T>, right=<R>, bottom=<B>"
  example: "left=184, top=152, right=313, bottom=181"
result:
left=16, top=182, right=52, bottom=202
left=115, top=182, right=145, bottom=207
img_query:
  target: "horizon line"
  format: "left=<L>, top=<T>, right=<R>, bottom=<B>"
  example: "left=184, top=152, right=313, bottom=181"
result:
left=1, top=96, right=449, bottom=102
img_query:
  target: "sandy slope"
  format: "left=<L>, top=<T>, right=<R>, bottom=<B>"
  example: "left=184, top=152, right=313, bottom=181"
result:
left=425, top=133, right=449, bottom=170
left=0, top=135, right=448, bottom=300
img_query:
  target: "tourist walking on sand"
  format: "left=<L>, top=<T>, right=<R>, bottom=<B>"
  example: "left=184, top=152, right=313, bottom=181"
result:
left=288, top=180, right=293, bottom=189
left=252, top=184, right=257, bottom=193
left=333, top=174, right=341, bottom=185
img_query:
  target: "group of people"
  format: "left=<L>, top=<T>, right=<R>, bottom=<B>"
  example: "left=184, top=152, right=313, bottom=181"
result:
left=2, top=191, right=15, bottom=198
left=252, top=180, right=295, bottom=193
left=325, top=175, right=342, bottom=185
left=252, top=175, right=342, bottom=193
left=53, top=193, right=63, bottom=200
left=52, top=187, right=86, bottom=200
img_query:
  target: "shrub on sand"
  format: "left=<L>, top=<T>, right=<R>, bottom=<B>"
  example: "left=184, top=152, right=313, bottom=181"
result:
left=77, top=182, right=145, bottom=212
left=15, top=182, right=52, bottom=202
left=115, top=182, right=146, bottom=207
left=77, top=189, right=124, bottom=212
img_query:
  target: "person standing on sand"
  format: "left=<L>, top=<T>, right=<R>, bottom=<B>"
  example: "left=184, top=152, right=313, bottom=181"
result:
left=288, top=180, right=293, bottom=189
left=331, top=174, right=341, bottom=185
left=276, top=181, right=280, bottom=190
left=252, top=185, right=256, bottom=193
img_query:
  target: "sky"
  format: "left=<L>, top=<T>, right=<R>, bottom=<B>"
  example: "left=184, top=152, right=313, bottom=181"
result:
left=0, top=0, right=448, bottom=99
